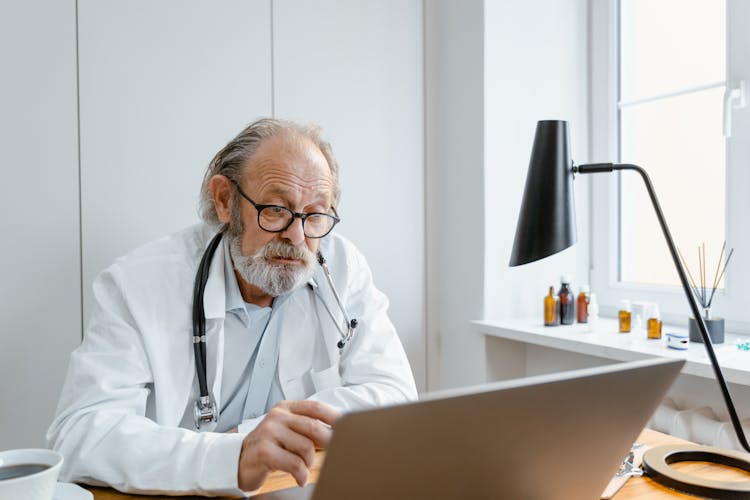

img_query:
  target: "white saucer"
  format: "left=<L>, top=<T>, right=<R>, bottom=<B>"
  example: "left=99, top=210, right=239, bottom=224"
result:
left=54, top=482, right=93, bottom=500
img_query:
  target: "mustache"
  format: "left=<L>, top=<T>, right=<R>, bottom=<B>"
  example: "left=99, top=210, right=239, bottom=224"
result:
left=259, top=241, right=315, bottom=265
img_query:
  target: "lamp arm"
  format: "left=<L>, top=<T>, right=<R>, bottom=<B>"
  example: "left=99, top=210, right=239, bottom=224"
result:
left=576, top=162, right=750, bottom=453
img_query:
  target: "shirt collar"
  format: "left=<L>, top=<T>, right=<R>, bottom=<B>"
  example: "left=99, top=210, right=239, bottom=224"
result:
left=222, top=237, right=305, bottom=322
left=223, top=237, right=253, bottom=327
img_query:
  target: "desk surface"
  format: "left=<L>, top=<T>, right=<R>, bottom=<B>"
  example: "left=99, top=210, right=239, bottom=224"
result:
left=84, top=428, right=750, bottom=499
left=86, top=451, right=324, bottom=500
left=619, top=428, right=749, bottom=498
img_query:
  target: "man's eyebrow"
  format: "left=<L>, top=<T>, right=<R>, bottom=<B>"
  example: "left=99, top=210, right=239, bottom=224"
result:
left=265, top=186, right=294, bottom=196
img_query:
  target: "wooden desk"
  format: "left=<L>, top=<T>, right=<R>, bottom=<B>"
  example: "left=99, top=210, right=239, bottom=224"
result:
left=86, top=452, right=324, bottom=500
left=86, top=429, right=749, bottom=499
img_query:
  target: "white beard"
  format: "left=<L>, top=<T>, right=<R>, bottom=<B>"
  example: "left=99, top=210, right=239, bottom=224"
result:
left=228, top=235, right=315, bottom=297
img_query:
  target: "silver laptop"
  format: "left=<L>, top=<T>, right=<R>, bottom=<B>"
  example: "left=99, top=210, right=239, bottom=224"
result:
left=252, top=358, right=683, bottom=500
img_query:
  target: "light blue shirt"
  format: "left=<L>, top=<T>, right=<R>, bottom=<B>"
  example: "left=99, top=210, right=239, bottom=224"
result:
left=216, top=239, right=285, bottom=433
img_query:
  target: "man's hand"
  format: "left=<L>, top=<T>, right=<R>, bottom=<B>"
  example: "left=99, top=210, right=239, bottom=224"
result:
left=237, top=400, right=340, bottom=492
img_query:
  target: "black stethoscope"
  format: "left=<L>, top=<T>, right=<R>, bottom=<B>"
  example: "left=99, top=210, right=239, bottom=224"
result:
left=192, top=231, right=358, bottom=428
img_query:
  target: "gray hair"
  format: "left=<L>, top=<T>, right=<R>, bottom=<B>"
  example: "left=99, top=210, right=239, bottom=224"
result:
left=199, top=118, right=341, bottom=226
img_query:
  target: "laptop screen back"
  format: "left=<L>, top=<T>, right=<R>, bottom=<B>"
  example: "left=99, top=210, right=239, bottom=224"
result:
left=256, top=358, right=684, bottom=500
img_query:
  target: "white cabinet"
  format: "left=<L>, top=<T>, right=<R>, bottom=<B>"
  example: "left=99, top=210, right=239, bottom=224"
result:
left=0, top=0, right=80, bottom=448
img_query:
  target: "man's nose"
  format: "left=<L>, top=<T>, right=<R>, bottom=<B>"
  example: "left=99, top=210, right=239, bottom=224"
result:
left=281, top=216, right=306, bottom=246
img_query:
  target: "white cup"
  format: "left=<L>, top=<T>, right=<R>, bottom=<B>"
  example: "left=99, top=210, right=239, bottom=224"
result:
left=0, top=448, right=63, bottom=500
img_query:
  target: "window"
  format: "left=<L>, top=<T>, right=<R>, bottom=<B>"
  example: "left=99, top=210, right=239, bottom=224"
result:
left=590, top=0, right=750, bottom=329
left=619, top=0, right=725, bottom=287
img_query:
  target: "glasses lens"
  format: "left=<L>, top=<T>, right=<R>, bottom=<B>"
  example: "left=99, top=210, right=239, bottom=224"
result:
left=258, top=206, right=293, bottom=231
left=257, top=206, right=337, bottom=237
left=304, top=214, right=336, bottom=238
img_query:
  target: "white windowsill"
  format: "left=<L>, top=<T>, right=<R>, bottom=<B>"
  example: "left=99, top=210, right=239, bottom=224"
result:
left=473, top=317, right=750, bottom=386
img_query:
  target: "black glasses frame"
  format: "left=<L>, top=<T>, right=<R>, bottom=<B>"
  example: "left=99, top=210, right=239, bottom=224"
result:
left=231, top=180, right=340, bottom=238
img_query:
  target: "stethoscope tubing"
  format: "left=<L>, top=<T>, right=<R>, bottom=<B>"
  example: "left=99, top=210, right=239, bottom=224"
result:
left=316, top=252, right=358, bottom=347
left=192, top=231, right=223, bottom=398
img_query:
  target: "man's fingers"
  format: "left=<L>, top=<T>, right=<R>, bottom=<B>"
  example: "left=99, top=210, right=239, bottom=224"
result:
left=259, top=443, right=310, bottom=487
left=267, top=405, right=334, bottom=449
left=239, top=437, right=311, bottom=490
left=278, top=399, right=341, bottom=426
left=285, top=413, right=334, bottom=449
left=238, top=400, right=340, bottom=490
left=271, top=423, right=317, bottom=469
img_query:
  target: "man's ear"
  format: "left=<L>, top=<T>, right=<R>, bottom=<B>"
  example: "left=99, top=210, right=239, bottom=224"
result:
left=208, top=175, right=233, bottom=224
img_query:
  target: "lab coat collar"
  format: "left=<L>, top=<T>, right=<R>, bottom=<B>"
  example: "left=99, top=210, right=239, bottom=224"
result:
left=202, top=233, right=228, bottom=320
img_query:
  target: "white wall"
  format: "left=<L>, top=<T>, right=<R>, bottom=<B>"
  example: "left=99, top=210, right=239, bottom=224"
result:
left=0, top=0, right=80, bottom=449
left=425, top=0, right=590, bottom=390
left=484, top=0, right=590, bottom=324
left=425, top=0, right=486, bottom=389
left=725, top=0, right=750, bottom=328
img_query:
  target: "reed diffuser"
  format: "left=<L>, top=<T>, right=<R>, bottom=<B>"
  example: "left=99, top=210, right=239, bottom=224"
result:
left=677, top=242, right=734, bottom=344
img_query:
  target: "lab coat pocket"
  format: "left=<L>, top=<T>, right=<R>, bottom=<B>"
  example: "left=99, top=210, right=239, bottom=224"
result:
left=309, top=364, right=342, bottom=392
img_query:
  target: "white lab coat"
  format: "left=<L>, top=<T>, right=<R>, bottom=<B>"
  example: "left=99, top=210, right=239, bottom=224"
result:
left=47, top=224, right=417, bottom=496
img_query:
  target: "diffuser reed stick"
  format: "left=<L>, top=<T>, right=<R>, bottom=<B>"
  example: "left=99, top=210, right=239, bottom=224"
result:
left=678, top=242, right=734, bottom=319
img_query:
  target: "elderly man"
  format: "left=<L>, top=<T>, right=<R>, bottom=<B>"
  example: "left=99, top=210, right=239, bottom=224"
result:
left=47, top=118, right=417, bottom=496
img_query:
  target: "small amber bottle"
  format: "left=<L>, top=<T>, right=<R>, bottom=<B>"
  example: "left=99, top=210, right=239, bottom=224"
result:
left=647, top=304, right=662, bottom=339
left=544, top=286, right=557, bottom=326
left=577, top=285, right=589, bottom=323
left=619, top=300, right=632, bottom=333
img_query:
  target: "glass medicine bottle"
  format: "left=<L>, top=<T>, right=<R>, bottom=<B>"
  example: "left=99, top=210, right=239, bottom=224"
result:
left=577, top=285, right=590, bottom=323
left=558, top=276, right=575, bottom=325
left=647, top=304, right=662, bottom=339
left=619, top=300, right=632, bottom=333
left=544, top=286, right=558, bottom=326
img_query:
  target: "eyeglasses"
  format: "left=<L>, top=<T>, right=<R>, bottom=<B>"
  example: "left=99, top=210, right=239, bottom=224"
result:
left=231, top=181, right=340, bottom=238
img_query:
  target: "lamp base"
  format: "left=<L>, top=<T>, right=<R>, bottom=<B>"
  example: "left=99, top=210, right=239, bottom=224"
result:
left=689, top=317, right=725, bottom=344
left=643, top=444, right=750, bottom=498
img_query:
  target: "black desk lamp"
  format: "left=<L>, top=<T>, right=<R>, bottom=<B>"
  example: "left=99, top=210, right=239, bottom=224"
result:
left=510, top=120, right=750, bottom=497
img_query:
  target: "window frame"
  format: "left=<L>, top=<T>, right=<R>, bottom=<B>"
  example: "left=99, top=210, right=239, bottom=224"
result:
left=589, top=0, right=750, bottom=332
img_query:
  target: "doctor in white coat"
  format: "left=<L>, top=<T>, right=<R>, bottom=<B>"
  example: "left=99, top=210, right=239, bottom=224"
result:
left=47, top=118, right=417, bottom=496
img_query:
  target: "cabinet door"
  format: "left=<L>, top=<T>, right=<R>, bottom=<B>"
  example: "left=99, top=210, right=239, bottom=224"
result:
left=0, top=0, right=80, bottom=447
left=78, top=0, right=272, bottom=317
left=273, top=0, right=425, bottom=388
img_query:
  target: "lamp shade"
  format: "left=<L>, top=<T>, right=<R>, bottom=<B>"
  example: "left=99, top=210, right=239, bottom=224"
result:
left=509, top=120, right=577, bottom=266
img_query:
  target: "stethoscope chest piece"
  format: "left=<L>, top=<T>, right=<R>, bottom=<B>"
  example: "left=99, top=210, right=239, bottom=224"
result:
left=194, top=395, right=218, bottom=429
